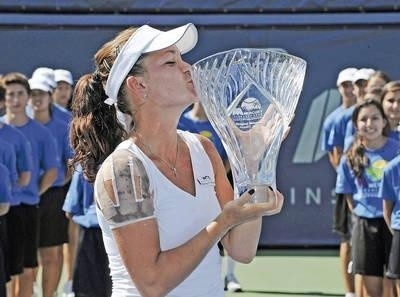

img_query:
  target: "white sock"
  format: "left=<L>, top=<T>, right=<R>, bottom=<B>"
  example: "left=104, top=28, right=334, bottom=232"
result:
left=64, top=280, right=73, bottom=292
left=345, top=293, right=356, bottom=297
left=226, top=256, right=236, bottom=276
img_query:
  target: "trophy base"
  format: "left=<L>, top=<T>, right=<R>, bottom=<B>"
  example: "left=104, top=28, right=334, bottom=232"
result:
left=252, top=185, right=277, bottom=206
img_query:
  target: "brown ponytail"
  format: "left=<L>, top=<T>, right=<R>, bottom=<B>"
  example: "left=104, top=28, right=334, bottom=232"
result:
left=69, top=74, right=126, bottom=182
left=69, top=27, right=146, bottom=182
left=346, top=99, right=389, bottom=178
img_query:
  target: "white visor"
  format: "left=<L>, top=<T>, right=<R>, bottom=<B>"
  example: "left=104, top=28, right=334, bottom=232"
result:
left=105, top=23, right=198, bottom=102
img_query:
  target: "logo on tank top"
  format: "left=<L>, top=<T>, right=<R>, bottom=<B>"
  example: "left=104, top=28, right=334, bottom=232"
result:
left=197, top=175, right=214, bottom=185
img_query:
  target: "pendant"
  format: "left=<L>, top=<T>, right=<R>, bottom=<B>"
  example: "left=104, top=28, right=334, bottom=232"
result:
left=172, top=167, right=177, bottom=177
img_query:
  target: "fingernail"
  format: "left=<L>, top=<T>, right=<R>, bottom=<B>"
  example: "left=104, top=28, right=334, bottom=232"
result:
left=248, top=189, right=255, bottom=195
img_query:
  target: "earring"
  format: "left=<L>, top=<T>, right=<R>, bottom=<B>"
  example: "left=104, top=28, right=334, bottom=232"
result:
left=144, top=93, right=148, bottom=100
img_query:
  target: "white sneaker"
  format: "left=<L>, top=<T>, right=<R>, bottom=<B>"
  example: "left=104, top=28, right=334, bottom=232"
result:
left=62, top=280, right=75, bottom=297
left=224, top=274, right=242, bottom=292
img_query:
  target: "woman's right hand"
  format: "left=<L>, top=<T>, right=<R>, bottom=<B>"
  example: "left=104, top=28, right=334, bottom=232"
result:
left=218, top=188, right=284, bottom=230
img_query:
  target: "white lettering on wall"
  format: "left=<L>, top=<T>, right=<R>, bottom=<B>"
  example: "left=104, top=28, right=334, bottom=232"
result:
left=306, top=188, right=321, bottom=205
left=288, top=187, right=336, bottom=205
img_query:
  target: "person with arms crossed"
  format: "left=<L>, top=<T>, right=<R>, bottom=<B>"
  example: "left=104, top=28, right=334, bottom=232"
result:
left=69, top=23, right=284, bottom=297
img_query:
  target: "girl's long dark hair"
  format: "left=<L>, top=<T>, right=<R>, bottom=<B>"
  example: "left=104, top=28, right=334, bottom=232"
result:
left=69, top=74, right=126, bottom=182
left=346, top=99, right=389, bottom=178
left=69, top=27, right=146, bottom=182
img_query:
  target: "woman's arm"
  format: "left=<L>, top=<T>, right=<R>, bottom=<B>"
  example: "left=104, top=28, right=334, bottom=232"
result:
left=97, top=149, right=266, bottom=297
left=383, top=200, right=394, bottom=234
left=344, top=194, right=354, bottom=212
left=199, top=136, right=283, bottom=263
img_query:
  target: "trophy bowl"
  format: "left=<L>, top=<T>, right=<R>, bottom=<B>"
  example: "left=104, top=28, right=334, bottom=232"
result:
left=192, top=48, right=306, bottom=203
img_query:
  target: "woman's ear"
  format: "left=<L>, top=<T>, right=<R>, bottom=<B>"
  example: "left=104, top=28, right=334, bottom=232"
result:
left=126, top=76, right=146, bottom=98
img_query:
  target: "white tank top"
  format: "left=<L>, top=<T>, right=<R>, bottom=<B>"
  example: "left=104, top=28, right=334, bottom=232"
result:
left=96, top=131, right=224, bottom=297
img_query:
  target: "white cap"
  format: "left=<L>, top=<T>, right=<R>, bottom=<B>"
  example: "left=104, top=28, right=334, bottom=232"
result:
left=29, top=77, right=52, bottom=93
left=336, top=67, right=358, bottom=86
left=54, top=69, right=73, bottom=85
left=105, top=23, right=198, bottom=104
left=352, top=68, right=375, bottom=83
left=32, top=67, right=56, bottom=89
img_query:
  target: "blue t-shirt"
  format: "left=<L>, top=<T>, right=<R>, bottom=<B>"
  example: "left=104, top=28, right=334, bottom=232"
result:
left=51, top=104, right=72, bottom=124
left=343, top=120, right=355, bottom=152
left=0, top=163, right=12, bottom=204
left=320, top=105, right=345, bottom=152
left=345, top=129, right=400, bottom=152
left=328, top=105, right=355, bottom=149
left=178, top=111, right=228, bottom=161
left=13, top=119, right=58, bottom=205
left=0, top=139, right=17, bottom=185
left=379, top=154, right=400, bottom=230
left=63, top=167, right=99, bottom=228
left=0, top=122, right=32, bottom=205
left=0, top=122, right=32, bottom=174
left=336, top=138, right=400, bottom=218
left=44, top=117, right=73, bottom=186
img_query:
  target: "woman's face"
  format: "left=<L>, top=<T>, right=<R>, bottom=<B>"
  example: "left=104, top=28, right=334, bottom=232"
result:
left=366, top=76, right=386, bottom=92
left=53, top=81, right=73, bottom=107
left=30, top=89, right=52, bottom=113
left=141, top=46, right=197, bottom=106
left=353, top=79, right=368, bottom=102
left=356, top=105, right=387, bottom=141
left=381, top=90, right=400, bottom=124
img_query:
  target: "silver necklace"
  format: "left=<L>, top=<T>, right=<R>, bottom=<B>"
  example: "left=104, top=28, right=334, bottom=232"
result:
left=135, top=131, right=179, bottom=177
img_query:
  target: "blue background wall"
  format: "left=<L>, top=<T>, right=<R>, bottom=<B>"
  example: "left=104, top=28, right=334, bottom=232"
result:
left=1, top=1, right=399, bottom=246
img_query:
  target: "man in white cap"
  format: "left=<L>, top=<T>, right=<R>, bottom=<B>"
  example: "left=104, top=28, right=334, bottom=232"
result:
left=321, top=67, right=357, bottom=167
left=322, top=67, right=358, bottom=297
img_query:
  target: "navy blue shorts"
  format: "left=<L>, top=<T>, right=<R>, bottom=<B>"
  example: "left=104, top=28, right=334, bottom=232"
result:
left=73, top=227, right=112, bottom=297
left=6, top=204, right=39, bottom=275
left=332, top=193, right=352, bottom=242
left=38, top=186, right=69, bottom=247
left=352, top=217, right=392, bottom=277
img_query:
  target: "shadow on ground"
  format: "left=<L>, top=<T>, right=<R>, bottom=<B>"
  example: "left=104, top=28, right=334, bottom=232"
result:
left=242, top=290, right=342, bottom=296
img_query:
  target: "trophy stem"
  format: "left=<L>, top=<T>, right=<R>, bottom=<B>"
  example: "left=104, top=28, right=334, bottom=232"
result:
left=252, top=185, right=278, bottom=206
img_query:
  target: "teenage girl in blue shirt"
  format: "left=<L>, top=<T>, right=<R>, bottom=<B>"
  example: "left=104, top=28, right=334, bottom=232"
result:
left=336, top=99, right=400, bottom=297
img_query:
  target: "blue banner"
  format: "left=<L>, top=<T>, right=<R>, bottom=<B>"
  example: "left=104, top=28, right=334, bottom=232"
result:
left=1, top=15, right=399, bottom=246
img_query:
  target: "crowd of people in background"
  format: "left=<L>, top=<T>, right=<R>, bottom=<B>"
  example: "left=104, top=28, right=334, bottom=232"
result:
left=0, top=63, right=244, bottom=296
left=0, top=58, right=399, bottom=297
left=321, top=67, right=400, bottom=297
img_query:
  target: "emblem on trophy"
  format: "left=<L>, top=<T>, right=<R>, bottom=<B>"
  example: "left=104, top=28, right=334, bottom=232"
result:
left=192, top=48, right=306, bottom=203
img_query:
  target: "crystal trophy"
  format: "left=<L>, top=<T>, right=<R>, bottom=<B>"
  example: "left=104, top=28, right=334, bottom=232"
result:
left=192, top=48, right=306, bottom=203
